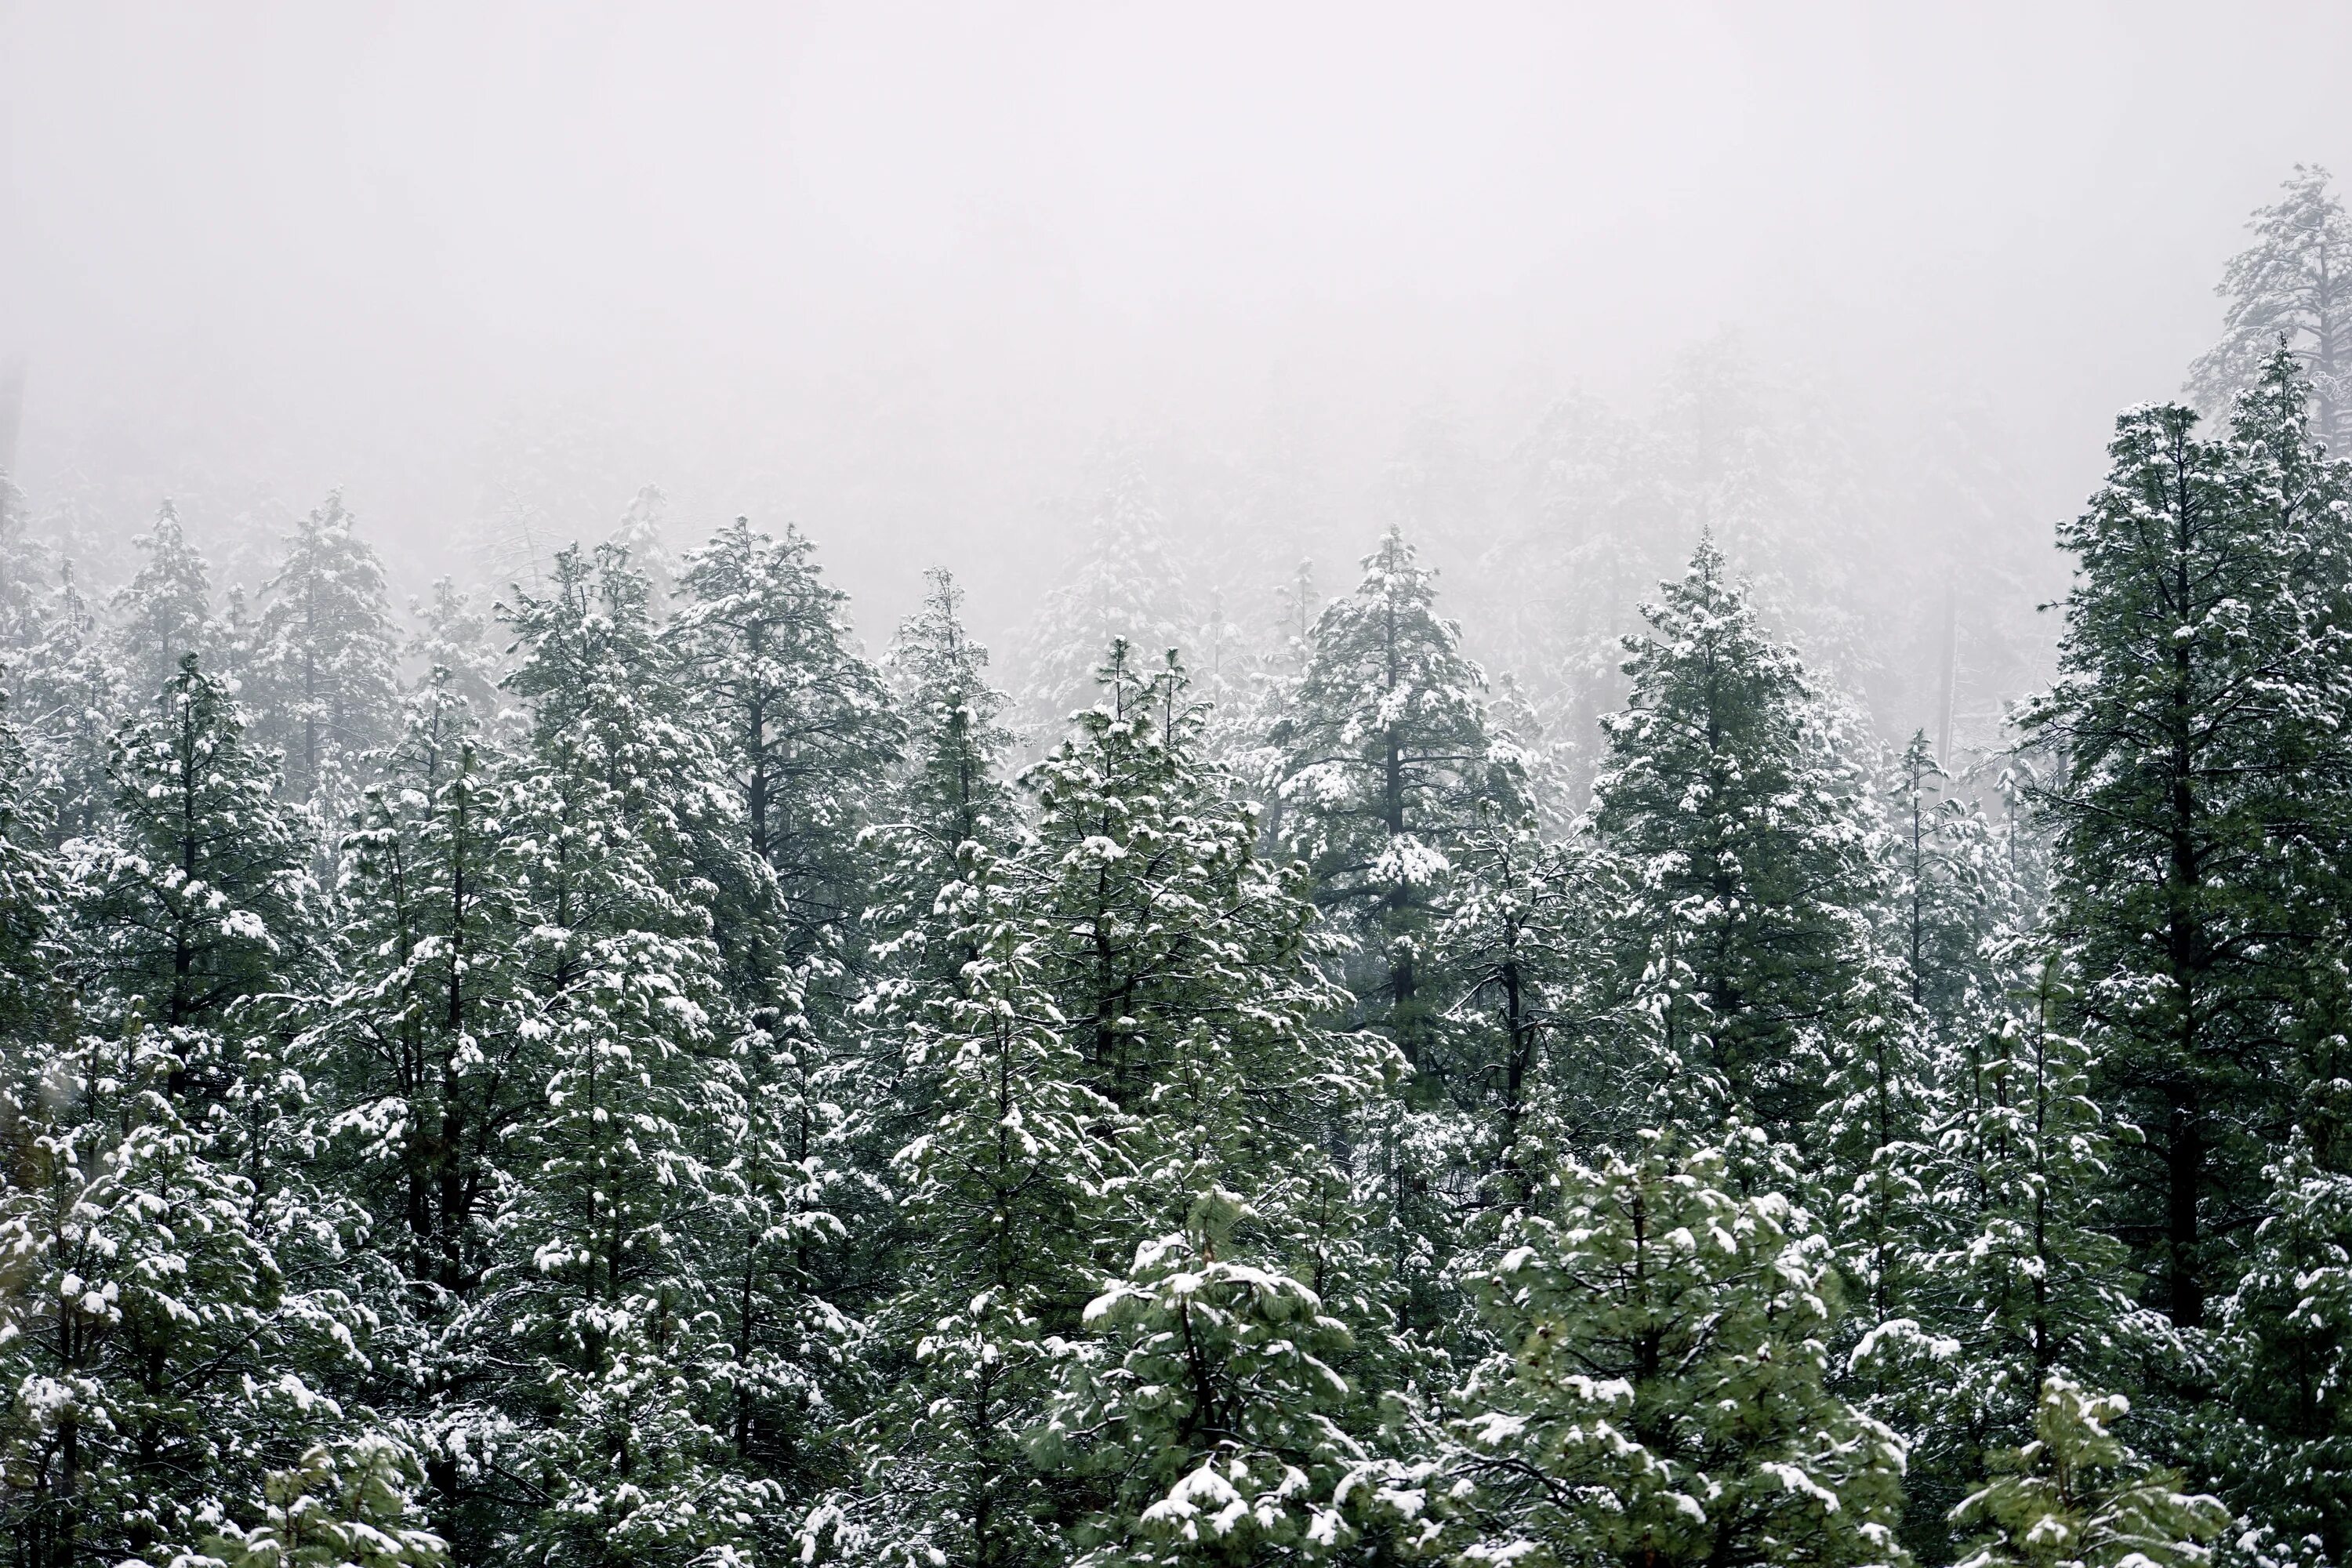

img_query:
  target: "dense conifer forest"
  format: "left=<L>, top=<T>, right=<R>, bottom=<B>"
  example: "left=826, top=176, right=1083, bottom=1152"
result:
left=5, top=168, right=2352, bottom=1568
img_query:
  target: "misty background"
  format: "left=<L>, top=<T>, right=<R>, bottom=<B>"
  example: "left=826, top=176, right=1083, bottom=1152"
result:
left=5, top=1, right=2347, bottom=778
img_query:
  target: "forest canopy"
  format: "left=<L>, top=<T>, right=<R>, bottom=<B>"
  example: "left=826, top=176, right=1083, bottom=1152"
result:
left=3, top=167, right=2352, bottom=1568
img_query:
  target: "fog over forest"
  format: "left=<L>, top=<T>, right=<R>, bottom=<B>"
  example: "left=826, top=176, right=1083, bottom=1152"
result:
left=9, top=5, right=2350, bottom=762
left=10, top=10, right=2352, bottom=1568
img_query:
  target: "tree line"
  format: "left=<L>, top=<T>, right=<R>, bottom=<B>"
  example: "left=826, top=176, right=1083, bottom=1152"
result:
left=2, top=170, right=2351, bottom=1568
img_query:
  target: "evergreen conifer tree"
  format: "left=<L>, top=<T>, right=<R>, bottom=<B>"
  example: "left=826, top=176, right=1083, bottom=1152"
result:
left=1034, top=1187, right=1364, bottom=1566
left=1951, top=1377, right=2225, bottom=1568
left=1019, top=462, right=1194, bottom=746
left=2192, top=1138, right=2352, bottom=1568
left=1588, top=539, right=1892, bottom=1153
left=1273, top=527, right=1523, bottom=1076
left=1410, top=1135, right=1912, bottom=1568
left=250, top=492, right=401, bottom=808
left=2191, top=167, right=2352, bottom=453
left=2020, top=351, right=2352, bottom=1330
left=111, top=502, right=214, bottom=710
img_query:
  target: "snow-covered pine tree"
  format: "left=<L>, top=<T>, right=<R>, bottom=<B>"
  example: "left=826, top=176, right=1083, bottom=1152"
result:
left=1410, top=1134, right=1911, bottom=1568
left=1033, top=1186, right=1364, bottom=1566
left=70, top=652, right=318, bottom=1043
left=1896, top=951, right=2139, bottom=1563
left=670, top=517, right=902, bottom=1503
left=1272, top=526, right=1524, bottom=1078
left=299, top=659, right=538, bottom=1553
left=408, top=577, right=508, bottom=734
left=1269, top=530, right=1526, bottom=1343
left=0, top=1022, right=371, bottom=1568
left=2191, top=1137, right=2352, bottom=1568
left=4, top=655, right=381, bottom=1568
left=2190, top=166, right=2352, bottom=454
left=1886, top=731, right=2007, bottom=1051
left=249, top=492, right=400, bottom=810
left=673, top=514, right=900, bottom=1022
left=849, top=833, right=1126, bottom=1568
left=863, top=568, right=1017, bottom=1099
left=1428, top=807, right=1588, bottom=1212
left=873, top=568, right=1014, bottom=924
left=2020, top=350, right=2352, bottom=1332
left=1950, top=1377, right=2225, bottom=1568
left=0, top=684, right=64, bottom=1045
left=206, top=1435, right=448, bottom=1568
left=1019, top=641, right=1370, bottom=1218
left=478, top=542, right=787, bottom=1565
left=608, top=484, right=676, bottom=608
left=7, top=562, right=121, bottom=847
left=1588, top=538, right=1895, bottom=1156
left=111, top=501, right=214, bottom=710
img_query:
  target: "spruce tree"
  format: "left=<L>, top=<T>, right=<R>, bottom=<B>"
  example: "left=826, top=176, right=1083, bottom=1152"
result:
left=1886, top=732, right=2007, bottom=1048
left=3, top=670, right=375, bottom=1568
left=867, top=567, right=1015, bottom=982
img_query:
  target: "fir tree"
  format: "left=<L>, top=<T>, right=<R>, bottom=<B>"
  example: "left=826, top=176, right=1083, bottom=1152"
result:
left=299, top=665, right=536, bottom=1551
left=607, top=485, right=676, bottom=608
left=407, top=579, right=507, bottom=734
left=1886, top=732, right=2006, bottom=1049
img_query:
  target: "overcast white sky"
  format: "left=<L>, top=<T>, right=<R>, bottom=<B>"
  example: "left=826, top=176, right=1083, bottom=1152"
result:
left=5, top=2, right=2349, bottom=627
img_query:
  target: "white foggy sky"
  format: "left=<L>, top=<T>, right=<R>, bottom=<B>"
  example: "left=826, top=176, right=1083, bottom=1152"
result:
left=4, top=2, right=2349, bottom=630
